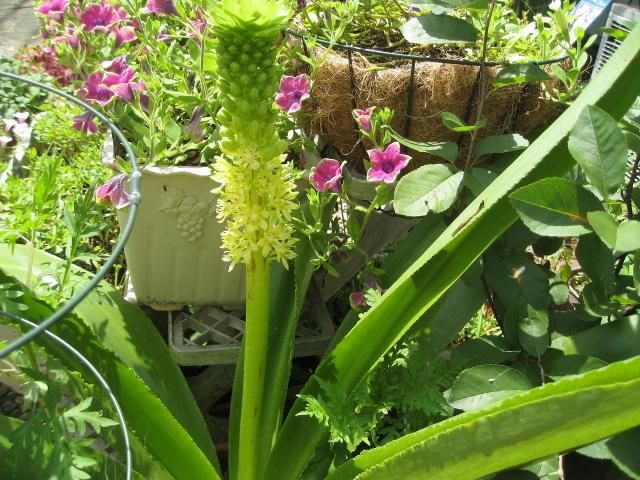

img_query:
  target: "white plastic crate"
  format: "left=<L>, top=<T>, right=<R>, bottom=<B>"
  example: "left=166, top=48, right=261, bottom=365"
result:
left=168, top=281, right=334, bottom=366
left=591, top=4, right=640, bottom=78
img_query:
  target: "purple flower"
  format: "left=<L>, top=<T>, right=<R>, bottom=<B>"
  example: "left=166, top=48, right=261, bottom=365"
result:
left=275, top=75, right=310, bottom=114
left=366, top=142, right=411, bottom=184
left=81, top=57, right=145, bottom=105
left=80, top=72, right=115, bottom=105
left=80, top=3, right=127, bottom=33
left=310, top=158, right=346, bottom=193
left=112, top=25, right=137, bottom=47
left=353, top=107, right=374, bottom=132
left=184, top=106, right=205, bottom=141
left=141, top=0, right=178, bottom=15
left=54, top=27, right=80, bottom=48
left=73, top=112, right=98, bottom=134
left=349, top=291, right=366, bottom=311
left=188, top=9, right=207, bottom=44
left=94, top=173, right=130, bottom=208
left=37, top=0, right=69, bottom=22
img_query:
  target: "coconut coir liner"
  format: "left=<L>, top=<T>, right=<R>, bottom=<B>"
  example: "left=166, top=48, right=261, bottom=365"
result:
left=309, top=49, right=559, bottom=169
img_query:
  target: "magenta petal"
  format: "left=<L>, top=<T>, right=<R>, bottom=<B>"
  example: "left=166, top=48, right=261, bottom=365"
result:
left=95, top=174, right=130, bottom=209
left=310, top=158, right=344, bottom=192
left=110, top=83, right=134, bottom=102
left=367, top=148, right=385, bottom=166
left=385, top=141, right=401, bottom=157
left=366, top=167, right=388, bottom=183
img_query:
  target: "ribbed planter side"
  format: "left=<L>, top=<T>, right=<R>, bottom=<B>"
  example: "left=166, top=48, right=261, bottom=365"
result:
left=118, top=166, right=245, bottom=310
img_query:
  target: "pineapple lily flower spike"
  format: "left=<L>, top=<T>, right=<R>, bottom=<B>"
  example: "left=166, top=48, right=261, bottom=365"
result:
left=210, top=0, right=295, bottom=478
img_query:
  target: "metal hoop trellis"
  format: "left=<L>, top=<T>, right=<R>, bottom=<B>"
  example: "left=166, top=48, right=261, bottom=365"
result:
left=0, top=71, right=142, bottom=479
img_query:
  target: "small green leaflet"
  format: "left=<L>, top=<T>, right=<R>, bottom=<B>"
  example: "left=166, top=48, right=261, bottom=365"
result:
left=493, top=63, right=551, bottom=88
left=386, top=125, right=458, bottom=163
left=441, top=111, right=486, bottom=132
left=400, top=14, right=477, bottom=45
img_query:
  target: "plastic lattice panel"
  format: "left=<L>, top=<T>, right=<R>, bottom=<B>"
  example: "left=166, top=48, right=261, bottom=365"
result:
left=169, top=282, right=334, bottom=366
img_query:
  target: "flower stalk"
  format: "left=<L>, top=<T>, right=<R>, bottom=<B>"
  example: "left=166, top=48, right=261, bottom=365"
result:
left=210, top=1, right=294, bottom=478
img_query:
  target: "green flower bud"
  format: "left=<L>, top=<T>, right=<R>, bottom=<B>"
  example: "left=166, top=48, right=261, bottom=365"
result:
left=211, top=0, right=295, bottom=268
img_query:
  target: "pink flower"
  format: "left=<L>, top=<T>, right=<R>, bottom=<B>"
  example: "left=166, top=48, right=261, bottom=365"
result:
left=94, top=173, right=130, bottom=208
left=353, top=107, right=373, bottom=132
left=141, top=0, right=178, bottom=15
left=310, top=158, right=346, bottom=193
left=37, top=0, right=69, bottom=22
left=80, top=3, right=128, bottom=33
left=54, top=27, right=80, bottom=48
left=349, top=291, right=366, bottom=311
left=112, top=25, right=137, bottom=47
left=81, top=72, right=115, bottom=105
left=73, top=112, right=98, bottom=134
left=188, top=9, right=207, bottom=44
left=366, top=142, right=411, bottom=184
left=81, top=57, right=145, bottom=105
left=184, top=106, right=205, bottom=141
left=275, top=75, right=310, bottom=114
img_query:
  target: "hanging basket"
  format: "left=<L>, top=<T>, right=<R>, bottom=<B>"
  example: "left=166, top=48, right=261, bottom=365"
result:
left=290, top=32, right=566, bottom=167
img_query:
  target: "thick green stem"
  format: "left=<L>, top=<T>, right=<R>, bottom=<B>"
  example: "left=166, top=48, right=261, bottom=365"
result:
left=238, top=253, right=271, bottom=480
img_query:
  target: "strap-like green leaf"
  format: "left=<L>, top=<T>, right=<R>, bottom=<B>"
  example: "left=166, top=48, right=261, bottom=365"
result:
left=327, top=356, right=640, bottom=480
left=0, top=247, right=221, bottom=479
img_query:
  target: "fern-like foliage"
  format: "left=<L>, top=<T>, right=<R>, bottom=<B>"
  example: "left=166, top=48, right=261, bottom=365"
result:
left=298, top=335, right=456, bottom=454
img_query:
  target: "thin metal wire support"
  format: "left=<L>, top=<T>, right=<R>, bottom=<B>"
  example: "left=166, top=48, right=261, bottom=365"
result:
left=0, top=311, right=132, bottom=480
left=285, top=29, right=568, bottom=66
left=0, top=71, right=141, bottom=359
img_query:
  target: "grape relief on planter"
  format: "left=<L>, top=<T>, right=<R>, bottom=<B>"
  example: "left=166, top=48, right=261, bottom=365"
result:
left=157, top=185, right=216, bottom=243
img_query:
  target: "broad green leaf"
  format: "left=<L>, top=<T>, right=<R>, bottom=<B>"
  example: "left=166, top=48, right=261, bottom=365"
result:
left=387, top=125, right=458, bottom=163
left=616, top=221, right=640, bottom=253
left=447, top=365, right=533, bottom=411
left=568, top=105, right=628, bottom=198
left=577, top=440, right=612, bottom=459
left=327, top=357, right=640, bottom=480
left=450, top=336, right=520, bottom=368
left=587, top=210, right=619, bottom=248
left=464, top=167, right=498, bottom=196
left=607, top=427, right=640, bottom=479
left=264, top=26, right=640, bottom=479
left=587, top=213, right=640, bottom=253
left=546, top=354, right=607, bottom=380
left=493, top=471, right=539, bottom=480
left=394, top=164, right=463, bottom=216
left=493, top=63, right=552, bottom=88
left=483, top=251, right=550, bottom=310
left=634, top=253, right=640, bottom=295
left=575, top=233, right=615, bottom=290
left=552, top=316, right=640, bottom=362
left=472, top=134, right=529, bottom=159
left=410, top=0, right=488, bottom=10
left=400, top=14, right=477, bottom=45
left=548, top=275, right=569, bottom=305
left=441, top=111, right=486, bottom=132
left=518, top=312, right=550, bottom=357
left=509, top=178, right=602, bottom=236
left=624, top=130, right=640, bottom=153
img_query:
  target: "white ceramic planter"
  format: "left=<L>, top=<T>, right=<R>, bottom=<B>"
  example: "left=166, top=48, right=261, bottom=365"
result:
left=118, top=166, right=245, bottom=310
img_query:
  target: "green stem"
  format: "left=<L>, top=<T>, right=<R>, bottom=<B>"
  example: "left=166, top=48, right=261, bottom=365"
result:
left=238, top=253, right=271, bottom=480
